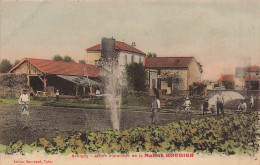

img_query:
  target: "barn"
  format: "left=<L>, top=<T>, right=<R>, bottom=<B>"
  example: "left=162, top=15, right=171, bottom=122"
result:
left=9, top=58, right=101, bottom=97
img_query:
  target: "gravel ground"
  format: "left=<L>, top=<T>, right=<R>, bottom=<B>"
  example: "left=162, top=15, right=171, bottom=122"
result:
left=0, top=105, right=242, bottom=145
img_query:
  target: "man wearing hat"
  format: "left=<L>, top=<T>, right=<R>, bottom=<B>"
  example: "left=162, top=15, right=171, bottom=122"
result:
left=216, top=92, right=224, bottom=116
left=202, top=98, right=209, bottom=116
left=19, top=89, right=30, bottom=115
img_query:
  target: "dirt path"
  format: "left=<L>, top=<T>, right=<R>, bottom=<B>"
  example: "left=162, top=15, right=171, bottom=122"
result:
left=0, top=105, right=236, bottom=144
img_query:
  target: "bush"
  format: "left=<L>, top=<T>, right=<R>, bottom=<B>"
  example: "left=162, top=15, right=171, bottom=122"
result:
left=1, top=113, right=258, bottom=155
left=126, top=63, right=146, bottom=91
left=0, top=73, right=27, bottom=98
left=121, top=92, right=152, bottom=107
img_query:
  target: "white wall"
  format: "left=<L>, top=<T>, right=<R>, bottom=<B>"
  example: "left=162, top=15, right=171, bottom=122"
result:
left=118, top=51, right=145, bottom=67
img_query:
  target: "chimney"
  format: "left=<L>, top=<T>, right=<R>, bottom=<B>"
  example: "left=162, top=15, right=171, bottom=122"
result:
left=131, top=42, right=136, bottom=47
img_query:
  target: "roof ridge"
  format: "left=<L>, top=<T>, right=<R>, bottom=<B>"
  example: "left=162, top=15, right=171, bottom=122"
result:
left=146, top=56, right=194, bottom=58
left=26, top=57, right=95, bottom=65
left=9, top=57, right=99, bottom=77
left=86, top=40, right=145, bottom=55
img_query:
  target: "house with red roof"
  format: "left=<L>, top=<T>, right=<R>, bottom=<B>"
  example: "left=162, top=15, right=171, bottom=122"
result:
left=86, top=39, right=146, bottom=67
left=218, top=74, right=235, bottom=89
left=243, top=65, right=259, bottom=90
left=9, top=58, right=101, bottom=96
left=144, top=57, right=201, bottom=94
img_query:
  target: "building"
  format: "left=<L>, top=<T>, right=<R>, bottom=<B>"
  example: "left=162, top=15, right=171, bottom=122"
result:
left=144, top=57, right=201, bottom=94
left=86, top=40, right=146, bottom=69
left=234, top=67, right=245, bottom=89
left=218, top=74, right=234, bottom=89
left=244, top=65, right=259, bottom=90
left=9, top=58, right=101, bottom=96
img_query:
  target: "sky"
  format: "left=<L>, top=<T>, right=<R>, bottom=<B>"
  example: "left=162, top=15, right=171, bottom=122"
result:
left=0, top=0, right=259, bottom=80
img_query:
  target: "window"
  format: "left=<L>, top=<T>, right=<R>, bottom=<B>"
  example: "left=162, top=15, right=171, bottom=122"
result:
left=131, top=55, right=134, bottom=63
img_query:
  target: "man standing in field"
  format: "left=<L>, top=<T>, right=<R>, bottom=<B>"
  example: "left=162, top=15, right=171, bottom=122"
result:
left=183, top=97, right=191, bottom=111
left=249, top=95, right=254, bottom=110
left=56, top=89, right=60, bottom=101
left=216, top=92, right=224, bottom=116
left=18, top=89, right=30, bottom=115
left=202, top=98, right=209, bottom=116
left=151, top=96, right=159, bottom=124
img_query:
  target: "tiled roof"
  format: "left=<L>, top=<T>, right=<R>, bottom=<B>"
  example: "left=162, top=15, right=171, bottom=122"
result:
left=86, top=41, right=145, bottom=55
left=9, top=58, right=99, bottom=77
left=144, top=57, right=194, bottom=68
left=218, top=74, right=234, bottom=82
left=244, top=66, right=259, bottom=72
left=244, top=75, right=259, bottom=81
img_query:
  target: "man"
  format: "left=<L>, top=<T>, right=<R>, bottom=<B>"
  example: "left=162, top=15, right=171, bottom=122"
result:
left=183, top=97, right=191, bottom=112
left=151, top=96, right=159, bottom=124
left=249, top=95, right=254, bottom=110
left=238, top=100, right=247, bottom=112
left=56, top=89, right=60, bottom=101
left=19, top=89, right=30, bottom=115
left=202, top=98, right=209, bottom=116
left=216, top=92, right=224, bottom=116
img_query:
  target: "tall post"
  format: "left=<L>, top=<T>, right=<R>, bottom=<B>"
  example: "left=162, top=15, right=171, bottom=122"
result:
left=27, top=62, right=31, bottom=87
left=27, top=74, right=30, bottom=87
left=43, top=75, right=47, bottom=91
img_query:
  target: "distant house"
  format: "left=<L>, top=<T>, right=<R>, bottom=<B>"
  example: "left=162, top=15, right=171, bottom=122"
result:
left=9, top=58, right=101, bottom=96
left=86, top=40, right=146, bottom=69
left=144, top=57, right=201, bottom=94
left=218, top=74, right=234, bottom=89
left=243, top=65, right=259, bottom=90
left=235, top=67, right=245, bottom=89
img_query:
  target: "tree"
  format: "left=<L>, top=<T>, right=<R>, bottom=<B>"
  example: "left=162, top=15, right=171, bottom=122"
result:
left=13, top=59, right=20, bottom=66
left=197, top=62, right=203, bottom=73
left=146, top=52, right=152, bottom=58
left=79, top=60, right=86, bottom=64
left=0, top=59, right=12, bottom=73
left=151, top=53, right=157, bottom=58
left=126, top=62, right=146, bottom=91
left=146, top=52, right=157, bottom=58
left=52, top=55, right=63, bottom=61
left=161, top=71, right=182, bottom=94
left=63, top=56, right=74, bottom=62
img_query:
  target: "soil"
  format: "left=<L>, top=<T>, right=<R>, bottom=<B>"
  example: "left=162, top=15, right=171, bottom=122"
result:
left=0, top=105, right=237, bottom=145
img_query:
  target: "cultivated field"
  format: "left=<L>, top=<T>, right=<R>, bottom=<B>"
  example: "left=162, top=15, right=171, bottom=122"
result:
left=0, top=105, right=214, bottom=145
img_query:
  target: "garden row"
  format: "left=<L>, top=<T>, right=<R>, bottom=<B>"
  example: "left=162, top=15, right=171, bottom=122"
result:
left=0, top=112, right=258, bottom=155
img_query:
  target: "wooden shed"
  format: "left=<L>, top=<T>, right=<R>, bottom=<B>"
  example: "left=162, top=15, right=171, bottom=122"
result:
left=9, top=58, right=101, bottom=97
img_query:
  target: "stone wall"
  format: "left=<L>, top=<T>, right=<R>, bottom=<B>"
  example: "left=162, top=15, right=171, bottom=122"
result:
left=187, top=58, right=201, bottom=87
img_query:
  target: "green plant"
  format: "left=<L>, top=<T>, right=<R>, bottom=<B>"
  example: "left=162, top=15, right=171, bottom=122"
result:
left=0, top=113, right=258, bottom=155
left=126, top=63, right=146, bottom=91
